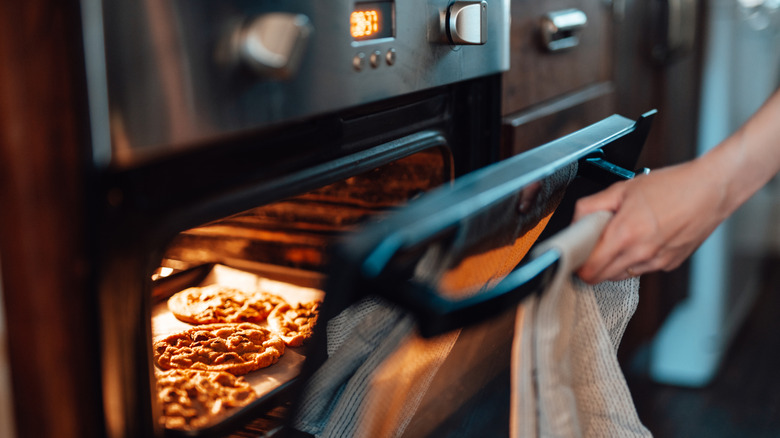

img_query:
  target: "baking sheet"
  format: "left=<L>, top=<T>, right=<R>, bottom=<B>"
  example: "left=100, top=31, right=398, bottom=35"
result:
left=151, top=264, right=325, bottom=435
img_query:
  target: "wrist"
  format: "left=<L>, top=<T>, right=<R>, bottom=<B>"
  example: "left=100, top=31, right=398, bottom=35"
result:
left=694, top=136, right=742, bottom=222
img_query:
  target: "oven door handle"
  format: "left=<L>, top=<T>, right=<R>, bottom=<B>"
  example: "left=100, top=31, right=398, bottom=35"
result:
left=377, top=248, right=561, bottom=337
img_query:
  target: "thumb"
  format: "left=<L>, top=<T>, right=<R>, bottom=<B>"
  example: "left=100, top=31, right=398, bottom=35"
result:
left=572, top=181, right=627, bottom=223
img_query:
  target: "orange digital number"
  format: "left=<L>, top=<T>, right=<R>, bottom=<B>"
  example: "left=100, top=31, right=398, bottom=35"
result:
left=350, top=10, right=380, bottom=38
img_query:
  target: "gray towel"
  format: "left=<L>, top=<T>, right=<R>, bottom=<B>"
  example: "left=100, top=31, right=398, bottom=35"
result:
left=291, top=297, right=414, bottom=437
left=511, top=211, right=652, bottom=438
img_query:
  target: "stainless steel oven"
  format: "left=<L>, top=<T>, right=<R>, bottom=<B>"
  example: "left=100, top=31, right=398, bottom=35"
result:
left=85, top=1, right=512, bottom=436
left=85, top=0, right=510, bottom=167
left=2, top=0, right=657, bottom=437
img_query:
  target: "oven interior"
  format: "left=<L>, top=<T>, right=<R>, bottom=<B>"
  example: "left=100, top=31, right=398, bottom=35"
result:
left=149, top=145, right=452, bottom=436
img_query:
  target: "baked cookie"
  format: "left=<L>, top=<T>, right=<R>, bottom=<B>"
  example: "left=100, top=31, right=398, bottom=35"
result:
left=167, top=284, right=286, bottom=325
left=153, top=322, right=286, bottom=375
left=156, top=368, right=257, bottom=430
left=267, top=301, right=321, bottom=347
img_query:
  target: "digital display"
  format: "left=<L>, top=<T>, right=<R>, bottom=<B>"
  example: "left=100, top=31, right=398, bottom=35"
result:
left=351, top=1, right=394, bottom=41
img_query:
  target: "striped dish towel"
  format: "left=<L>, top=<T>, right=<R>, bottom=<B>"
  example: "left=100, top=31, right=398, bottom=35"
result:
left=511, top=211, right=652, bottom=438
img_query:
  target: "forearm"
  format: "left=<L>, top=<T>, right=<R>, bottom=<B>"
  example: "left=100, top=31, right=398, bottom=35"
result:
left=573, top=87, right=780, bottom=283
left=702, top=87, right=780, bottom=219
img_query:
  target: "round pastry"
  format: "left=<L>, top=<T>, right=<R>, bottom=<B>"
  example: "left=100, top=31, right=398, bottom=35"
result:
left=267, top=301, right=321, bottom=347
left=156, top=368, right=257, bottom=430
left=153, top=322, right=286, bottom=376
left=167, top=284, right=286, bottom=325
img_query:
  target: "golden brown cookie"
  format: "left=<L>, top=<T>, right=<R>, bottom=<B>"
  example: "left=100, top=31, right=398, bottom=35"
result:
left=267, top=301, right=320, bottom=347
left=153, top=322, right=285, bottom=375
left=156, top=368, right=257, bottom=430
left=167, top=284, right=286, bottom=325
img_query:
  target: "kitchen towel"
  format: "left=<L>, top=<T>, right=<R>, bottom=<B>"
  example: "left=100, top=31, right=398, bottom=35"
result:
left=511, top=211, right=652, bottom=438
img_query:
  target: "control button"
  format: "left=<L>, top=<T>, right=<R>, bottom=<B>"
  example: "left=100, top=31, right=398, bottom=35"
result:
left=370, top=50, right=382, bottom=68
left=385, top=48, right=396, bottom=66
left=353, top=52, right=366, bottom=71
left=236, top=13, right=312, bottom=79
left=446, top=1, right=488, bottom=45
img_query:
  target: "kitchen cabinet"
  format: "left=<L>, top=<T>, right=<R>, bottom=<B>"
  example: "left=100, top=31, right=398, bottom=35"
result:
left=502, top=0, right=616, bottom=157
left=501, top=0, right=704, bottom=361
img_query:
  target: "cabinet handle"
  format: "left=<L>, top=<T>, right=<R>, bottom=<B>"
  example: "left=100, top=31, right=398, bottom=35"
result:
left=540, top=9, right=588, bottom=52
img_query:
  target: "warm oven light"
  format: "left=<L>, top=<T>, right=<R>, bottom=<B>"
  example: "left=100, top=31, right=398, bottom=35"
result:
left=151, top=266, right=175, bottom=281
left=159, top=267, right=174, bottom=277
left=351, top=10, right=380, bottom=38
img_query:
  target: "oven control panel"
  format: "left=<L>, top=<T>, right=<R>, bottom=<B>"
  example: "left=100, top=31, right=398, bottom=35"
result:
left=84, top=0, right=509, bottom=167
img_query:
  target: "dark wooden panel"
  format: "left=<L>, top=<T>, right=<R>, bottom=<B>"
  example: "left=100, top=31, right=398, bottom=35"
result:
left=0, top=1, right=102, bottom=438
left=614, top=0, right=704, bottom=171
left=614, top=0, right=705, bottom=361
left=502, top=0, right=614, bottom=115
left=501, top=82, right=615, bottom=157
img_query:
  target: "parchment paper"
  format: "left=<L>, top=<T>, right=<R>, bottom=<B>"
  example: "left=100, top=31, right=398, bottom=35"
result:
left=151, top=264, right=324, bottom=410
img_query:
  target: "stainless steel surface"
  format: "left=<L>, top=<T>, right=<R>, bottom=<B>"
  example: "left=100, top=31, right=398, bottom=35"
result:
left=236, top=13, right=313, bottom=79
left=447, top=1, right=488, bottom=45
left=85, top=0, right=510, bottom=168
left=540, top=8, right=588, bottom=51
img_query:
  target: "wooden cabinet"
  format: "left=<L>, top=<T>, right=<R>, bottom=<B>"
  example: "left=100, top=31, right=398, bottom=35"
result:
left=502, top=0, right=614, bottom=114
left=501, top=0, right=617, bottom=157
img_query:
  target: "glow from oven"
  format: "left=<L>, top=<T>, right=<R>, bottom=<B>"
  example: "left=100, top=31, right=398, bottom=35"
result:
left=151, top=266, right=174, bottom=281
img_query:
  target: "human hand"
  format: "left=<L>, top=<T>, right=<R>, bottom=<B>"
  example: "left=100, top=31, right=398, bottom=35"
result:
left=572, top=159, right=728, bottom=284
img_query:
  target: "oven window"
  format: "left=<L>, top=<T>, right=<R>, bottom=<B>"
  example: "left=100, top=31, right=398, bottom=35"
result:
left=148, top=146, right=451, bottom=435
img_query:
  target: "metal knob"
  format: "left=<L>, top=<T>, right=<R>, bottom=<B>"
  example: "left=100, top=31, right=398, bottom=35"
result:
left=236, top=13, right=312, bottom=79
left=447, top=1, right=488, bottom=45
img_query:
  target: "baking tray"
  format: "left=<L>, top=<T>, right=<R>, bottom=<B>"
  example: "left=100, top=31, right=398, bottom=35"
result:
left=151, top=263, right=325, bottom=437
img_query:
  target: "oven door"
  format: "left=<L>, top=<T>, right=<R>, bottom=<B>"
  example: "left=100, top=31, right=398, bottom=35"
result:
left=289, top=110, right=656, bottom=438
left=143, top=109, right=654, bottom=438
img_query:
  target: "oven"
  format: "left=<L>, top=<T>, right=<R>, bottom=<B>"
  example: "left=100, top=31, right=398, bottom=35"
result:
left=1, top=0, right=656, bottom=437
left=89, top=1, right=511, bottom=436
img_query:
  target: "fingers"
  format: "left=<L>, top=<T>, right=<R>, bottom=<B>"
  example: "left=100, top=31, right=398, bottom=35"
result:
left=576, top=202, right=658, bottom=284
left=585, top=245, right=686, bottom=283
left=579, top=244, right=653, bottom=283
left=572, top=181, right=633, bottom=283
left=577, top=230, right=634, bottom=283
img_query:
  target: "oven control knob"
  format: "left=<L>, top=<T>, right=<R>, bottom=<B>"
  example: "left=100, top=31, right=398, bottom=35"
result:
left=446, top=1, right=487, bottom=45
left=236, top=13, right=312, bottom=79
